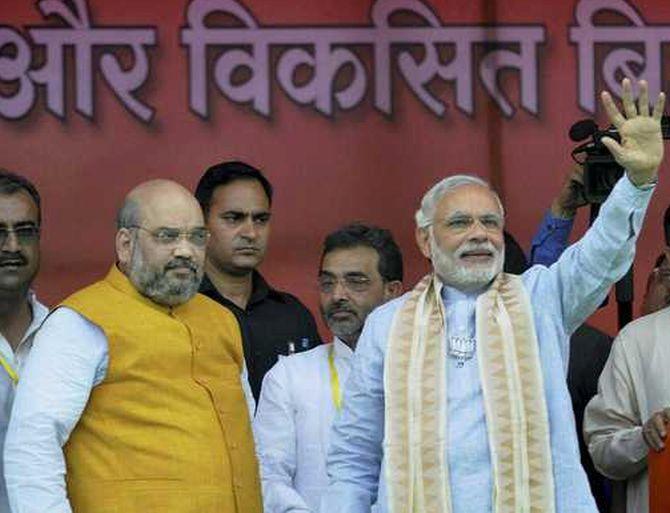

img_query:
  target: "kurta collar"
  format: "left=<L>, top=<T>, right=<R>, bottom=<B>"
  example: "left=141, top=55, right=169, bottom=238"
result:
left=22, top=291, right=48, bottom=344
left=436, top=275, right=487, bottom=304
left=333, top=337, right=354, bottom=361
left=0, top=291, right=49, bottom=362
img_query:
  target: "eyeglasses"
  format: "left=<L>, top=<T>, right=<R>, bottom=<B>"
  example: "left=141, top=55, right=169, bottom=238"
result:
left=129, top=226, right=210, bottom=247
left=0, top=224, right=40, bottom=246
left=437, top=214, right=503, bottom=234
left=317, top=274, right=373, bottom=293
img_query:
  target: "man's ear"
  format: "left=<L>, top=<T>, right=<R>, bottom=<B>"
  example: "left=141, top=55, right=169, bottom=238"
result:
left=383, top=280, right=403, bottom=300
left=116, top=228, right=134, bottom=270
left=415, top=226, right=432, bottom=259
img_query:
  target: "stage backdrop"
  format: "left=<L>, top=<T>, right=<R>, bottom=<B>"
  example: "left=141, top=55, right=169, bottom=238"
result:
left=2, top=0, right=670, bottom=337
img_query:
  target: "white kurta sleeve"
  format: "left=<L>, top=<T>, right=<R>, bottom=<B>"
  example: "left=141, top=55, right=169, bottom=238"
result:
left=583, top=330, right=648, bottom=480
left=320, top=309, right=386, bottom=513
left=526, top=175, right=654, bottom=366
left=4, top=308, right=108, bottom=513
left=253, top=358, right=312, bottom=513
left=241, top=362, right=256, bottom=421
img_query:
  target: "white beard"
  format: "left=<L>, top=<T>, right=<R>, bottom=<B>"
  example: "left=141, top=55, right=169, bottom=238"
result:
left=429, top=234, right=504, bottom=292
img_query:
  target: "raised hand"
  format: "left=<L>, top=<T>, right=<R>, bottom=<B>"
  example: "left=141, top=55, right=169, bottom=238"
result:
left=600, top=78, right=665, bottom=186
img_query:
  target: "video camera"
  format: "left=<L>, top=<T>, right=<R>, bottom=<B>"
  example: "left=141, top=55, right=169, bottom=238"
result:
left=569, top=116, right=670, bottom=203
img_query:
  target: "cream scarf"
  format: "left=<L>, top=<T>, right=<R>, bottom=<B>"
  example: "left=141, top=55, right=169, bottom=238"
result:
left=383, top=273, right=555, bottom=513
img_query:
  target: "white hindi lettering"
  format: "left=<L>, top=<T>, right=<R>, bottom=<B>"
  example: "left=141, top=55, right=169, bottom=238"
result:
left=570, top=0, right=670, bottom=113
left=180, top=0, right=270, bottom=118
left=0, top=0, right=156, bottom=122
left=180, top=0, right=545, bottom=119
left=3, top=0, right=668, bottom=123
left=0, top=28, right=35, bottom=119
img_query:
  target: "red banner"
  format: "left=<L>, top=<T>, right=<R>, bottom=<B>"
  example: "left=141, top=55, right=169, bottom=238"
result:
left=2, top=0, right=669, bottom=335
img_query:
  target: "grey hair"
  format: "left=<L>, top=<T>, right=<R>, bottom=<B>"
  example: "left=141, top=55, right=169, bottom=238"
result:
left=414, top=174, right=504, bottom=228
left=116, top=198, right=142, bottom=229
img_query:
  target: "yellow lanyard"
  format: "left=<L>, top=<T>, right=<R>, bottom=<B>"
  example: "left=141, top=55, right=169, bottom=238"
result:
left=328, top=344, right=342, bottom=412
left=0, top=354, right=18, bottom=385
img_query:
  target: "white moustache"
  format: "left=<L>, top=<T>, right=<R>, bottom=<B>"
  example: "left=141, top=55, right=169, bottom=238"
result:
left=455, top=242, right=498, bottom=258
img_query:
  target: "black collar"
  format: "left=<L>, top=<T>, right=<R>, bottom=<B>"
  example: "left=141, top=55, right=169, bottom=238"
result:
left=200, top=270, right=286, bottom=310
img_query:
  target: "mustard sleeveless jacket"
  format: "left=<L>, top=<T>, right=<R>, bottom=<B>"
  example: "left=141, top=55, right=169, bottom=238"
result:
left=60, top=266, right=261, bottom=513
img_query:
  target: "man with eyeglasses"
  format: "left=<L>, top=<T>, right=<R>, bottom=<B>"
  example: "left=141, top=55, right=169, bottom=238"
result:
left=320, top=78, right=666, bottom=513
left=0, top=170, right=48, bottom=513
left=254, top=223, right=403, bottom=513
left=195, top=161, right=321, bottom=402
left=4, top=180, right=261, bottom=513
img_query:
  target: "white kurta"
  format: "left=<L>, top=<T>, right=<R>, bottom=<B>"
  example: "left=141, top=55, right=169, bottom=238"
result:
left=253, top=338, right=353, bottom=513
left=320, top=175, right=653, bottom=513
left=0, top=293, right=48, bottom=513
left=584, top=307, right=670, bottom=513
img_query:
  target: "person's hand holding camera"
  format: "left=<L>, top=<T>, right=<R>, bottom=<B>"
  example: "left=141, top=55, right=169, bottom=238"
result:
left=550, top=165, right=588, bottom=219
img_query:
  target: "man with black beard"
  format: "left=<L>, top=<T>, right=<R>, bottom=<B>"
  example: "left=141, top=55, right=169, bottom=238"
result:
left=0, top=171, right=48, bottom=513
left=254, top=223, right=403, bottom=513
left=5, top=180, right=261, bottom=513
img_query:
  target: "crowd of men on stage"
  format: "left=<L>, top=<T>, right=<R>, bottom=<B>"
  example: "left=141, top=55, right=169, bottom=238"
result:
left=0, top=77, right=668, bottom=513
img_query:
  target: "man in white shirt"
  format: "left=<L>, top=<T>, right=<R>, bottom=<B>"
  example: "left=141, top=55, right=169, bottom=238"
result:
left=253, top=223, right=403, bottom=512
left=0, top=170, right=48, bottom=513
left=583, top=205, right=670, bottom=513
left=584, top=305, right=670, bottom=513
